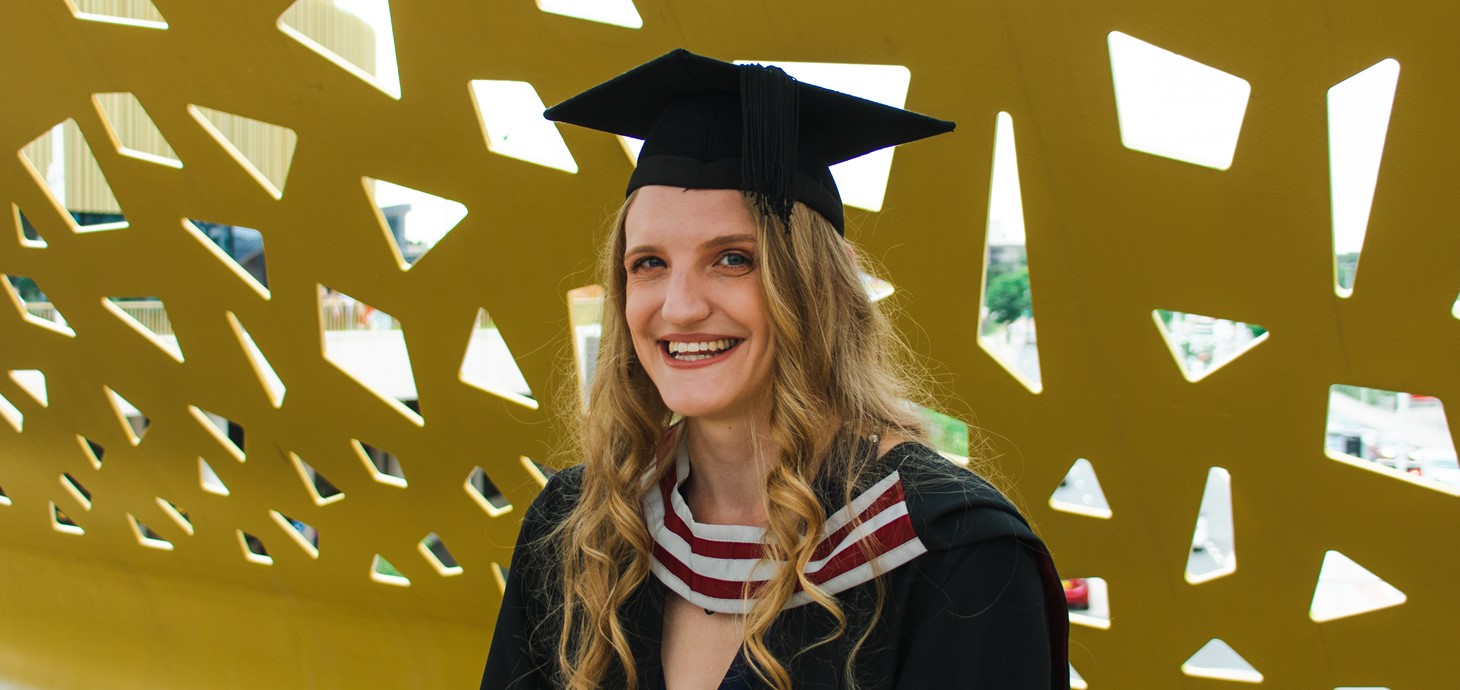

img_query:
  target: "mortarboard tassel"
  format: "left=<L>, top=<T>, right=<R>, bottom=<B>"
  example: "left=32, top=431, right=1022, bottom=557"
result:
left=739, top=63, right=799, bottom=232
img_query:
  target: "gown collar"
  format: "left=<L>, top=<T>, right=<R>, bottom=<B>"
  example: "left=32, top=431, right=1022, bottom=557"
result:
left=643, top=427, right=929, bottom=614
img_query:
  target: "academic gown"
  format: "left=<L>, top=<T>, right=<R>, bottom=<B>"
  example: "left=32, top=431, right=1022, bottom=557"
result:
left=481, top=440, right=1069, bottom=689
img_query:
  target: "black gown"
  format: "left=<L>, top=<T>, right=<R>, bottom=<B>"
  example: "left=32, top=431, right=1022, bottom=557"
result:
left=481, top=441, right=1070, bottom=689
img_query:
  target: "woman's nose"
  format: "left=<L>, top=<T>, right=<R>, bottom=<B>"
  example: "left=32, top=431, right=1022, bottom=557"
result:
left=660, top=271, right=712, bottom=324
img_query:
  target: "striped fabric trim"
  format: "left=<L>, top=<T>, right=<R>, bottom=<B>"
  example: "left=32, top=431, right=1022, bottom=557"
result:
left=645, top=433, right=927, bottom=613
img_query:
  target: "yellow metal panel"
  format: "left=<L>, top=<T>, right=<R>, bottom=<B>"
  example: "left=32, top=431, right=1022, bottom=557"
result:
left=0, top=0, right=1455, bottom=687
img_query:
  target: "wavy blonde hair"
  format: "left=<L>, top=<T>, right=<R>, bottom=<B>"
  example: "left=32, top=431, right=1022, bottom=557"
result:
left=550, top=191, right=932, bottom=689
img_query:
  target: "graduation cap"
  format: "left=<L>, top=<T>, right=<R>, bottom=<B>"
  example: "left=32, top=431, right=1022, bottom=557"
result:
left=543, top=49, right=955, bottom=235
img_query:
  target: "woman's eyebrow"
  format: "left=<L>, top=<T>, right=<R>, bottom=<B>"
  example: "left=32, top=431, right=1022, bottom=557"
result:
left=699, top=233, right=756, bottom=250
left=626, top=234, right=755, bottom=258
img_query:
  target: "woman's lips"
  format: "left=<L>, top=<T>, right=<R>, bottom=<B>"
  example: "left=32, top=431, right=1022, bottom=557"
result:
left=658, top=338, right=742, bottom=367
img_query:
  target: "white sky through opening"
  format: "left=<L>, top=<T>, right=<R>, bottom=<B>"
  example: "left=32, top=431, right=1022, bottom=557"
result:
left=1109, top=31, right=1250, bottom=171
left=535, top=0, right=642, bottom=28
left=988, top=112, right=1024, bottom=246
left=1329, top=59, right=1400, bottom=255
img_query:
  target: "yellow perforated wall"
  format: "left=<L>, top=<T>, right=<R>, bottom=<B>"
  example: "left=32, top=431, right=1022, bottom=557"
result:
left=0, top=1, right=1456, bottom=688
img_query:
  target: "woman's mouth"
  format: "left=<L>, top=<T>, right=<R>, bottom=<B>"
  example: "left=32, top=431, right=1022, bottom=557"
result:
left=661, top=338, right=742, bottom=362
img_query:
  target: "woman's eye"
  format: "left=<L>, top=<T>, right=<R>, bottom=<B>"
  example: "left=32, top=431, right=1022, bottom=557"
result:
left=717, top=252, right=753, bottom=269
left=630, top=256, right=665, bottom=271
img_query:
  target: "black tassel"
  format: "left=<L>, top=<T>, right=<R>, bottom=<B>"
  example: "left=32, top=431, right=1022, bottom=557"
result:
left=740, top=64, right=799, bottom=232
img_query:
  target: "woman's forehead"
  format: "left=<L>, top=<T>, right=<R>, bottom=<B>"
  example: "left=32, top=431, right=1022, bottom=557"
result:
left=625, top=186, right=757, bottom=245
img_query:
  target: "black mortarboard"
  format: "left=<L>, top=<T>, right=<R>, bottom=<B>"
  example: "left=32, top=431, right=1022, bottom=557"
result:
left=544, top=49, right=955, bottom=235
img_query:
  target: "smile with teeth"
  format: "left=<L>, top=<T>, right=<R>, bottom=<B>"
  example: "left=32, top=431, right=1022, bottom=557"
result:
left=663, top=338, right=741, bottom=362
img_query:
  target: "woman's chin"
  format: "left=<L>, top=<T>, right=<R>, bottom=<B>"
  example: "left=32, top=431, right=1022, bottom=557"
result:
left=662, top=401, right=717, bottom=420
left=661, top=396, right=739, bottom=422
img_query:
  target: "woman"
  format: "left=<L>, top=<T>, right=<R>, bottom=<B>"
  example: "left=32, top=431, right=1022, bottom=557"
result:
left=482, top=50, right=1068, bottom=689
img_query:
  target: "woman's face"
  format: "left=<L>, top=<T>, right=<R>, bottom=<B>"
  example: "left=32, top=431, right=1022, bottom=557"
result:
left=623, top=186, right=775, bottom=423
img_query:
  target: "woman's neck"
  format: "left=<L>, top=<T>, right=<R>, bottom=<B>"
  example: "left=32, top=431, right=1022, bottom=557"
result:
left=681, top=417, right=775, bottom=527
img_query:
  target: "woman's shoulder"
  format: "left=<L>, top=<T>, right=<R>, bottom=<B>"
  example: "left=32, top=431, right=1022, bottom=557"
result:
left=871, top=440, right=1039, bottom=551
left=871, top=438, right=1003, bottom=500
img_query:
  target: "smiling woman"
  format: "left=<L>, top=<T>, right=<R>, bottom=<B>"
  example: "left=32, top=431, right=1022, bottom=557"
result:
left=481, top=49, right=1069, bottom=690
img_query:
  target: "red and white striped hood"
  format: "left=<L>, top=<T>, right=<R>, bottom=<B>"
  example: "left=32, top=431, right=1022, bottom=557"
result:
left=644, top=433, right=928, bottom=614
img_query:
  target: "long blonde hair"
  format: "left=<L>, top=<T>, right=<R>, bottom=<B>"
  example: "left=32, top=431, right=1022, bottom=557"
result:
left=550, top=191, right=931, bottom=689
